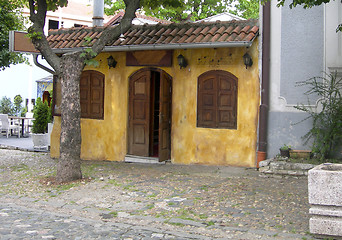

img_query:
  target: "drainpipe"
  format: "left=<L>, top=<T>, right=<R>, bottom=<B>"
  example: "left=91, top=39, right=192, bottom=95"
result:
left=92, top=0, right=104, bottom=27
left=33, top=54, right=55, bottom=74
left=257, top=1, right=270, bottom=167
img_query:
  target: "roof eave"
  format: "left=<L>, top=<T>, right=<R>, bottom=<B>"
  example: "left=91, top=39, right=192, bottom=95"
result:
left=50, top=40, right=256, bottom=54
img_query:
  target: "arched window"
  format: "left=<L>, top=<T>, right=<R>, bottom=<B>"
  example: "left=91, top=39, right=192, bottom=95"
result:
left=80, top=70, right=105, bottom=119
left=197, top=70, right=237, bottom=129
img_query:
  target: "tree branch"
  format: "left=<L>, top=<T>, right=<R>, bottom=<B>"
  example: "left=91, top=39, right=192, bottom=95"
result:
left=90, top=0, right=140, bottom=57
left=28, top=0, right=61, bottom=74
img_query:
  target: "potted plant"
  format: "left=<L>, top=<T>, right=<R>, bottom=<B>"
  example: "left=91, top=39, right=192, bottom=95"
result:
left=279, top=144, right=291, bottom=158
left=32, top=97, right=50, bottom=150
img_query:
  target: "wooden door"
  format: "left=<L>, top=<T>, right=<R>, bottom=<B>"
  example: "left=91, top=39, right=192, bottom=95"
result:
left=128, top=70, right=151, bottom=156
left=158, top=71, right=171, bottom=161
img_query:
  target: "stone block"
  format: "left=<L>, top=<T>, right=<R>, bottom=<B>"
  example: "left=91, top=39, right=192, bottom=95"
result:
left=269, top=161, right=286, bottom=170
left=308, top=163, right=342, bottom=238
left=258, top=166, right=270, bottom=173
left=308, top=164, right=342, bottom=206
left=293, top=163, right=315, bottom=171
left=310, top=216, right=342, bottom=236
left=258, top=159, right=272, bottom=168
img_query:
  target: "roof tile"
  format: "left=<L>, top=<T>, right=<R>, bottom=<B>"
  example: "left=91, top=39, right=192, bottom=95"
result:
left=199, top=26, right=210, bottom=35
left=208, top=26, right=218, bottom=35
left=193, top=27, right=203, bottom=35
left=201, top=34, right=212, bottom=42
left=184, top=27, right=195, bottom=36
left=155, top=27, right=166, bottom=36
left=217, top=33, right=229, bottom=42
left=47, top=19, right=259, bottom=50
left=177, top=28, right=187, bottom=36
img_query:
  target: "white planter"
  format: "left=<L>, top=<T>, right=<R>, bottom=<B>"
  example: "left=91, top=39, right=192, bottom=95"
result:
left=308, top=163, right=342, bottom=238
left=47, top=123, right=54, bottom=147
left=32, top=133, right=49, bottom=150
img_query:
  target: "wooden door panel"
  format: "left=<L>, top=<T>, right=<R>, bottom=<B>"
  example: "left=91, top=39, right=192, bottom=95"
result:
left=159, top=72, right=171, bottom=161
left=133, top=124, right=146, bottom=144
left=133, top=100, right=147, bottom=119
left=128, top=70, right=151, bottom=156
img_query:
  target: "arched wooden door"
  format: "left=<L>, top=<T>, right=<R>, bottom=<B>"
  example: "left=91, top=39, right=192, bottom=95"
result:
left=128, top=69, right=171, bottom=161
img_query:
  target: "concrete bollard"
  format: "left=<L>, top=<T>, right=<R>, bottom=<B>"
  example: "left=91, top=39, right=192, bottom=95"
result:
left=308, top=163, right=342, bottom=238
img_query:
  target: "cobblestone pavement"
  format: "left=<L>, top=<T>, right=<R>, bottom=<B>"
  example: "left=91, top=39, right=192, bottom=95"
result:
left=0, top=149, right=319, bottom=239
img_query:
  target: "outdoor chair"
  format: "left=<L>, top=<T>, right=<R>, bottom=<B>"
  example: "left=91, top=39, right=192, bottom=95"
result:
left=0, top=114, right=21, bottom=138
left=25, top=112, right=34, bottom=133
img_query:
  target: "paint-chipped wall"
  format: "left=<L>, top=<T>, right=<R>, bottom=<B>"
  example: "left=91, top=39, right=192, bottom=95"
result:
left=51, top=40, right=259, bottom=167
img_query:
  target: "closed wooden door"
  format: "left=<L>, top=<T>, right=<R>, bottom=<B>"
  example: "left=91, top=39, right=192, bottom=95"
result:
left=158, top=71, right=171, bottom=161
left=128, top=70, right=151, bottom=156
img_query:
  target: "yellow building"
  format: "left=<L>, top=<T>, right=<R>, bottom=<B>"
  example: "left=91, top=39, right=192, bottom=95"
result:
left=49, top=19, right=260, bottom=167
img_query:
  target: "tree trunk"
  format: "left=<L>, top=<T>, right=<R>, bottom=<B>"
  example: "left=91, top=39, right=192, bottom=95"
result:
left=56, top=53, right=84, bottom=183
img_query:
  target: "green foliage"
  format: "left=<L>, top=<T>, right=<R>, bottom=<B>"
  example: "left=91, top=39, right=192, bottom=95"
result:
left=0, top=0, right=27, bottom=70
left=230, top=0, right=259, bottom=19
left=295, top=73, right=342, bottom=161
left=80, top=48, right=99, bottom=67
left=276, top=0, right=330, bottom=9
left=104, top=0, right=125, bottom=16
left=105, top=0, right=235, bottom=22
left=32, top=97, right=50, bottom=134
left=27, top=30, right=43, bottom=40
left=13, top=94, right=23, bottom=115
left=0, top=96, right=14, bottom=115
left=280, top=144, right=291, bottom=151
left=45, top=0, right=68, bottom=11
left=21, top=106, right=28, bottom=117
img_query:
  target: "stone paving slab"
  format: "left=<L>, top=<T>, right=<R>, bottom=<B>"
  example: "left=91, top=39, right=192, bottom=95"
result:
left=0, top=149, right=321, bottom=239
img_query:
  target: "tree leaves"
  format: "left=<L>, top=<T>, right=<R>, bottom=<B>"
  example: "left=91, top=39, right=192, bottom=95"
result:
left=230, top=0, right=259, bottom=19
left=0, top=0, right=27, bottom=70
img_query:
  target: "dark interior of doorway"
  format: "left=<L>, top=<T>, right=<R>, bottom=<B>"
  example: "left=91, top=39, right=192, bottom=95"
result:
left=150, top=71, right=160, bottom=157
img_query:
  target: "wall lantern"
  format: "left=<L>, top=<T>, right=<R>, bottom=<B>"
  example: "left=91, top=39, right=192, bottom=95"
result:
left=107, top=56, right=117, bottom=69
left=243, top=53, right=253, bottom=69
left=177, top=54, right=188, bottom=69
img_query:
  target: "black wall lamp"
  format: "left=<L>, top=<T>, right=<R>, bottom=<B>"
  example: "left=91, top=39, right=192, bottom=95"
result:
left=107, top=56, right=117, bottom=69
left=177, top=54, right=188, bottom=69
left=243, top=53, right=253, bottom=69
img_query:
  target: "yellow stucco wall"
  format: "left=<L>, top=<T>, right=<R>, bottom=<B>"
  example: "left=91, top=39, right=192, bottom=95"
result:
left=51, top=40, right=259, bottom=167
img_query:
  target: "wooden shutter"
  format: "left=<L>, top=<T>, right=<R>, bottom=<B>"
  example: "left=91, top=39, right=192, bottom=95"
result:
left=197, top=71, right=237, bottom=129
left=198, top=74, right=217, bottom=128
left=80, top=71, right=104, bottom=119
left=217, top=74, right=237, bottom=128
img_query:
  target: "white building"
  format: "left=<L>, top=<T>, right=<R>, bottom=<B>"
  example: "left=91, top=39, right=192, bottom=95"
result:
left=265, top=0, right=342, bottom=157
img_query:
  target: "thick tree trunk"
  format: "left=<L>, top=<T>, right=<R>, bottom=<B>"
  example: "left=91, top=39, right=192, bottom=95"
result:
left=28, top=0, right=140, bottom=183
left=56, top=53, right=84, bottom=183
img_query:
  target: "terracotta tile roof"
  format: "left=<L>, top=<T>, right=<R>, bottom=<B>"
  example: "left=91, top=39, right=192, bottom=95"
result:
left=47, top=19, right=258, bottom=52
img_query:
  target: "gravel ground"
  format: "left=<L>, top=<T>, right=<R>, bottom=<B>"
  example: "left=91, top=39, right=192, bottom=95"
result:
left=0, top=149, right=317, bottom=239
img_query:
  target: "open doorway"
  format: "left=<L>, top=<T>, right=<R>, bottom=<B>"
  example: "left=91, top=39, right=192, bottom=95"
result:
left=128, top=68, right=171, bottom=161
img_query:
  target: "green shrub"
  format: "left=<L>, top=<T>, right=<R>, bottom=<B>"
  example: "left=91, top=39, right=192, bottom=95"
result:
left=295, top=72, right=342, bottom=161
left=32, top=97, right=50, bottom=134
left=0, top=96, right=13, bottom=115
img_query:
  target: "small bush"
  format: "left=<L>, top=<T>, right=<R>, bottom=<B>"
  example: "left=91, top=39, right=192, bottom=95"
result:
left=32, top=97, right=50, bottom=134
left=295, top=72, right=342, bottom=161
